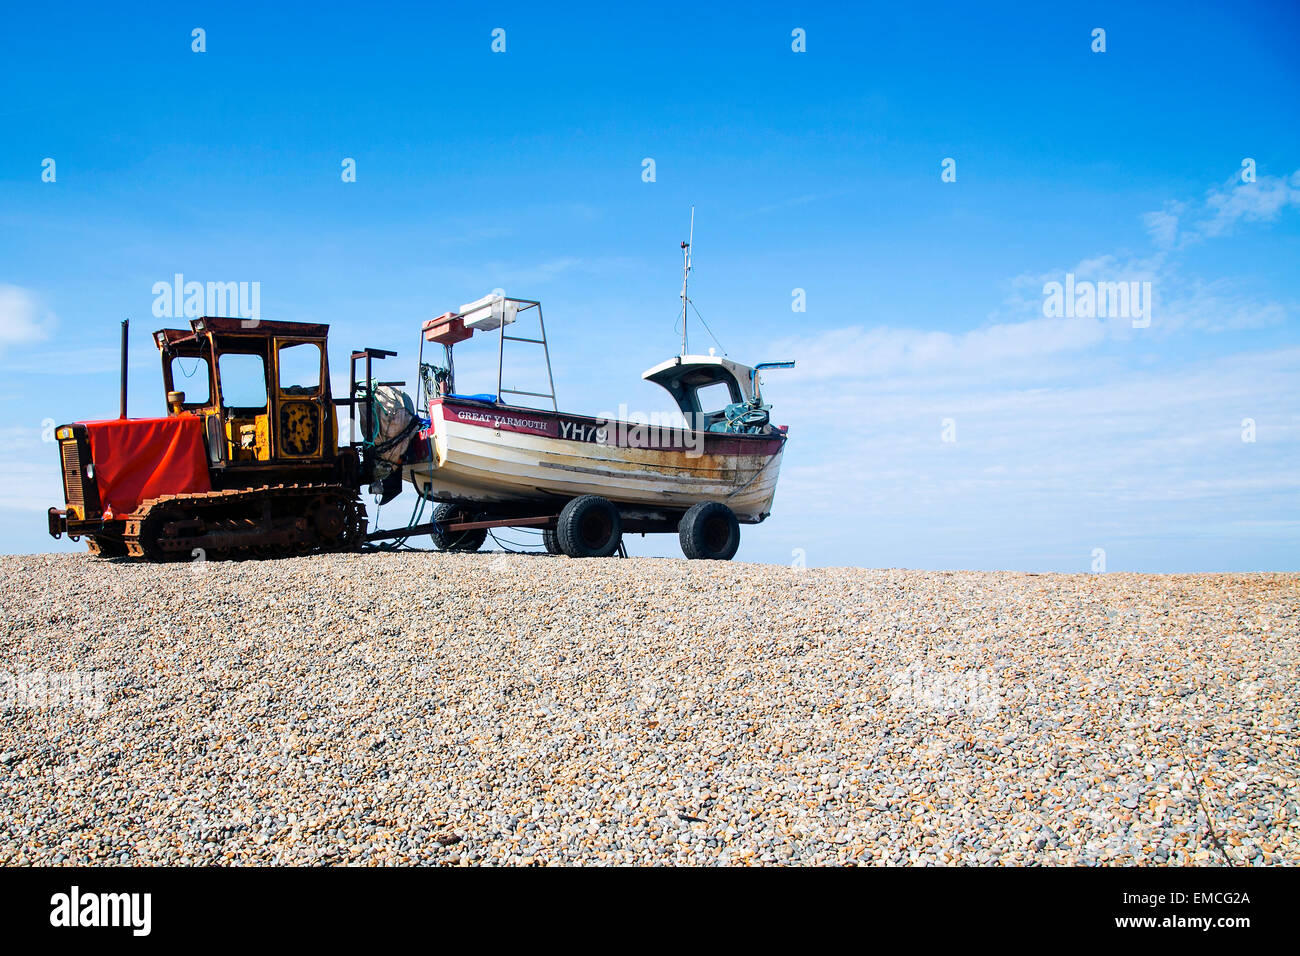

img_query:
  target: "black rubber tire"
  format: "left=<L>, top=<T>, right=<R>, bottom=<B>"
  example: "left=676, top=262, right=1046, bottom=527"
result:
left=556, top=495, right=622, bottom=558
left=431, top=503, right=487, bottom=553
left=678, top=501, right=741, bottom=561
left=542, top=527, right=561, bottom=554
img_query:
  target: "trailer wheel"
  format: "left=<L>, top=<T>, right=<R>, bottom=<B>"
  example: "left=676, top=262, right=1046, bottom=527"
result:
left=542, top=528, right=561, bottom=554
left=678, top=501, right=740, bottom=560
left=556, top=495, right=622, bottom=558
left=431, top=503, right=487, bottom=553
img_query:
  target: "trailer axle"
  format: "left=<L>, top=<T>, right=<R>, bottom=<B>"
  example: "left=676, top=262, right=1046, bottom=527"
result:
left=364, top=513, right=556, bottom=543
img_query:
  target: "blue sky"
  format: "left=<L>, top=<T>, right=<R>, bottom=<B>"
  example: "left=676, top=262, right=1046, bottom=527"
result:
left=2, top=0, right=1298, bottom=569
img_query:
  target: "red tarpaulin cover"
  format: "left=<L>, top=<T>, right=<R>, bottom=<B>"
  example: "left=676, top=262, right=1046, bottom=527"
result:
left=82, top=416, right=212, bottom=516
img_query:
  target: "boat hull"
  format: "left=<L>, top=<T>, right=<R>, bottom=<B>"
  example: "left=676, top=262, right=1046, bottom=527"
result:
left=404, top=398, right=786, bottom=522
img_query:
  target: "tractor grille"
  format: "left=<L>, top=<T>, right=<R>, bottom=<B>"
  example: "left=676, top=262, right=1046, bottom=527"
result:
left=60, top=440, right=85, bottom=510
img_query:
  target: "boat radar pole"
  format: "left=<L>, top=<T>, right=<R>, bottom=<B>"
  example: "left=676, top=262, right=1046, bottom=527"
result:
left=680, top=206, right=694, bottom=356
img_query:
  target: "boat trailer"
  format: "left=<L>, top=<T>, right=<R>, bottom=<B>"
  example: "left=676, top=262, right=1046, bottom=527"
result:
left=364, top=512, right=554, bottom=542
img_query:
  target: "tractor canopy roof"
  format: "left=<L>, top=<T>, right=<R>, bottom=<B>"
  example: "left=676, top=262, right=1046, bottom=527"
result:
left=153, top=316, right=330, bottom=353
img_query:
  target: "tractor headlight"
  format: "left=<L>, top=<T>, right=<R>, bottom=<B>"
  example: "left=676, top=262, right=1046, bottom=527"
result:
left=86, top=463, right=95, bottom=480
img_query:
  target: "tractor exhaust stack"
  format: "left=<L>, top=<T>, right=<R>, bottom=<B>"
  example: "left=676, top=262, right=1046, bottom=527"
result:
left=119, top=318, right=129, bottom=420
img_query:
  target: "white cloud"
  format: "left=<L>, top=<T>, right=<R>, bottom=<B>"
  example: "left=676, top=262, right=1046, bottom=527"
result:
left=771, top=236, right=1288, bottom=388
left=0, top=459, right=62, bottom=512
left=1158, top=277, right=1290, bottom=333
left=771, top=315, right=1111, bottom=384
left=0, top=285, right=55, bottom=349
left=1142, top=202, right=1184, bottom=248
left=473, top=255, right=637, bottom=287
left=762, top=344, right=1300, bottom=568
left=0, top=419, right=63, bottom=513
left=1141, top=169, right=1300, bottom=247
left=751, top=168, right=1300, bottom=569
left=1200, top=169, right=1300, bottom=237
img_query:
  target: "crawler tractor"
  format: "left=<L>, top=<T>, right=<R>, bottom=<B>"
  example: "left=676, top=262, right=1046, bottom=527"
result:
left=48, top=317, right=401, bottom=561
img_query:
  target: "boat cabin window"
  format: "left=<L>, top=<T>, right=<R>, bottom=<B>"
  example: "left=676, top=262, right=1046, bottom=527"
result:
left=694, top=381, right=736, bottom=415
left=217, top=352, right=268, bottom=410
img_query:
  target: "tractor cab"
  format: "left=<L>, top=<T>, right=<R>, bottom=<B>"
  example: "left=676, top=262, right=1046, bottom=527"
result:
left=153, top=317, right=343, bottom=480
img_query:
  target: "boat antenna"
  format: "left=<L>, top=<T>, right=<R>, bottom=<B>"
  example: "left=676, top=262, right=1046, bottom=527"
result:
left=680, top=206, right=694, bottom=356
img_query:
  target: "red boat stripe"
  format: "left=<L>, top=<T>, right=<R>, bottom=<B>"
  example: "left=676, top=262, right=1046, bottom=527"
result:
left=431, top=398, right=785, bottom=457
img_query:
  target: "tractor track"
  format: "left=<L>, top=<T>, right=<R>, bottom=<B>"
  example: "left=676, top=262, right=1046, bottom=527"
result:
left=123, top=483, right=367, bottom=562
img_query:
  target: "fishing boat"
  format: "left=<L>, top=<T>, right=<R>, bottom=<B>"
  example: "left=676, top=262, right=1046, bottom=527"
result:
left=393, top=235, right=793, bottom=560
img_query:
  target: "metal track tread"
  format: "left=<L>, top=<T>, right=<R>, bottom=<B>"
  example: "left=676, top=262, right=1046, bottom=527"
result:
left=123, top=483, right=368, bottom=562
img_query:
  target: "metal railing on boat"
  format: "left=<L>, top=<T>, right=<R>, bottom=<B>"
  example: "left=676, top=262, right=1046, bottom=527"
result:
left=494, top=298, right=557, bottom=411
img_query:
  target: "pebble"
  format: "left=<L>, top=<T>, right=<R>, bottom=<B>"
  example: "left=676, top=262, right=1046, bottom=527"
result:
left=1, top=552, right=1296, bottom=866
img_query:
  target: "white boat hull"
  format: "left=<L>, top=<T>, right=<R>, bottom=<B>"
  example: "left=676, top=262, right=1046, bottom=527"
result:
left=404, top=398, right=786, bottom=522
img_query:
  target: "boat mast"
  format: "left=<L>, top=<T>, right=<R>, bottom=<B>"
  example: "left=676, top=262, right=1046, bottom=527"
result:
left=680, top=206, right=694, bottom=356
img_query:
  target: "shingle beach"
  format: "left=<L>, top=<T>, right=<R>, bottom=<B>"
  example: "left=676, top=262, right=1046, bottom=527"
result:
left=2, top=552, right=1296, bottom=865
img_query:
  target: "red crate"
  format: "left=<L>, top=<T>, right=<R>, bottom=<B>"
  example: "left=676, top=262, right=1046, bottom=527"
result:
left=423, top=312, right=473, bottom=345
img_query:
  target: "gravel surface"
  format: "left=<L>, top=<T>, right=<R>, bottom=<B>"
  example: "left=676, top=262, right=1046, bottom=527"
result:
left=2, top=551, right=1296, bottom=866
